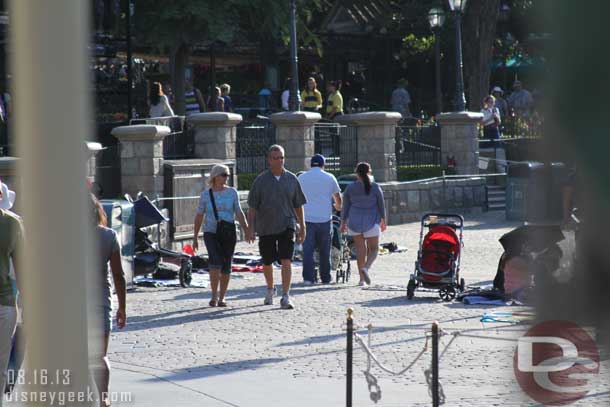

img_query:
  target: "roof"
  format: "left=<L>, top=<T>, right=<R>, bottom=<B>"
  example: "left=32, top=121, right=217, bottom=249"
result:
left=321, top=0, right=394, bottom=34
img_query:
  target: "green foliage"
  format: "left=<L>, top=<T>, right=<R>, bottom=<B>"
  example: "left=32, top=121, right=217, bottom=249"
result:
left=401, top=33, right=435, bottom=57
left=133, top=0, right=237, bottom=50
left=237, top=172, right=258, bottom=191
left=397, top=165, right=443, bottom=181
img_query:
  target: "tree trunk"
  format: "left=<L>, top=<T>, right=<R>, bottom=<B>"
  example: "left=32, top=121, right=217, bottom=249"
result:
left=463, top=0, right=500, bottom=111
left=171, top=41, right=189, bottom=116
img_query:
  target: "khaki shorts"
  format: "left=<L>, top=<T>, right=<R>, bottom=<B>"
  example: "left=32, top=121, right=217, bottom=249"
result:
left=347, top=224, right=380, bottom=238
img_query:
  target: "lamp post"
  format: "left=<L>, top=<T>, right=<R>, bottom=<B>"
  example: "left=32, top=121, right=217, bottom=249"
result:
left=288, top=0, right=301, bottom=111
left=428, top=8, right=445, bottom=114
left=448, top=0, right=468, bottom=111
left=126, top=0, right=134, bottom=119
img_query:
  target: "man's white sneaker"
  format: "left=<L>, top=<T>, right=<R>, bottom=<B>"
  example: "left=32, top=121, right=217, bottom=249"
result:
left=303, top=280, right=315, bottom=286
left=362, top=268, right=371, bottom=285
left=358, top=280, right=366, bottom=287
left=264, top=287, right=276, bottom=305
left=280, top=294, right=294, bottom=310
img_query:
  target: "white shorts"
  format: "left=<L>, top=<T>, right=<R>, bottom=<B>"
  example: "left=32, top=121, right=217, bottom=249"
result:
left=347, top=224, right=381, bottom=238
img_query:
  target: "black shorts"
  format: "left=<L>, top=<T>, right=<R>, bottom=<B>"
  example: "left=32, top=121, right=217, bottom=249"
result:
left=259, top=229, right=295, bottom=265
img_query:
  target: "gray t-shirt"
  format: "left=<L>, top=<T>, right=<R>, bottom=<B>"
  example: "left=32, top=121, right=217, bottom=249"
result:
left=342, top=181, right=386, bottom=233
left=247, top=169, right=307, bottom=236
left=96, top=226, right=121, bottom=309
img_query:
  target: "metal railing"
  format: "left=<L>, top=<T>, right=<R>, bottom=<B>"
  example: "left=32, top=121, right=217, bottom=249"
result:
left=314, top=122, right=358, bottom=173
left=236, top=119, right=276, bottom=174
left=395, top=125, right=441, bottom=167
left=130, top=116, right=193, bottom=159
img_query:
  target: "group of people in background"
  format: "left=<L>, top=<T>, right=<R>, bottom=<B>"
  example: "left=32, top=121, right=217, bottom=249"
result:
left=192, top=146, right=387, bottom=311
left=480, top=79, right=536, bottom=140
left=148, top=79, right=235, bottom=118
left=281, top=77, right=344, bottom=120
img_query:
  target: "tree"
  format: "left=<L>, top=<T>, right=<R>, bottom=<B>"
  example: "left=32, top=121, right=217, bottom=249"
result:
left=133, top=0, right=237, bottom=114
left=462, top=0, right=501, bottom=111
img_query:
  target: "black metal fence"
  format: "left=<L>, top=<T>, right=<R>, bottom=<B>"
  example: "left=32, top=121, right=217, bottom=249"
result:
left=236, top=119, right=276, bottom=174
left=131, top=116, right=193, bottom=159
left=314, top=122, right=358, bottom=173
left=395, top=125, right=441, bottom=167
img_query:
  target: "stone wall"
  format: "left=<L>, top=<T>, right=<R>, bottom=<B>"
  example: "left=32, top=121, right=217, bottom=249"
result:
left=381, top=176, right=487, bottom=225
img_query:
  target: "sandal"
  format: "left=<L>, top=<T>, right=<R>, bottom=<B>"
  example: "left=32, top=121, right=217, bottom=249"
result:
left=217, top=300, right=228, bottom=307
left=209, top=298, right=218, bottom=307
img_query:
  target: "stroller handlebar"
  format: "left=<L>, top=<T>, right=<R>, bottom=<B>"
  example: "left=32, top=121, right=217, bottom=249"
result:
left=421, top=213, right=464, bottom=228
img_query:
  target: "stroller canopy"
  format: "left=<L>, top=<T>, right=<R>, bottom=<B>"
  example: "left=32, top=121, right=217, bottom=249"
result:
left=421, top=225, right=460, bottom=279
left=133, top=196, right=169, bottom=229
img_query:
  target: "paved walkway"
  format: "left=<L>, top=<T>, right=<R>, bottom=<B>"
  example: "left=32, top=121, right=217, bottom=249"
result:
left=13, top=212, right=609, bottom=406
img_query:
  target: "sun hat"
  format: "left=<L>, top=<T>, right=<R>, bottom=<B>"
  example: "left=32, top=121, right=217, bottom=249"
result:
left=492, top=86, right=504, bottom=94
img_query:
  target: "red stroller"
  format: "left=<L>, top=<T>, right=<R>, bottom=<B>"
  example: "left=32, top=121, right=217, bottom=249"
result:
left=407, top=213, right=465, bottom=301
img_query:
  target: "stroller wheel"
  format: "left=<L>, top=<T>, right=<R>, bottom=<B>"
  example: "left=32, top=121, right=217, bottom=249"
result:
left=459, top=278, right=466, bottom=292
left=439, top=286, right=456, bottom=301
left=407, top=279, right=416, bottom=300
left=179, top=259, right=193, bottom=287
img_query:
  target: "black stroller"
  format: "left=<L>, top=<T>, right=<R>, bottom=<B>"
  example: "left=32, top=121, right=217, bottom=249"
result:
left=333, top=215, right=352, bottom=283
left=293, top=215, right=351, bottom=283
left=128, top=194, right=193, bottom=287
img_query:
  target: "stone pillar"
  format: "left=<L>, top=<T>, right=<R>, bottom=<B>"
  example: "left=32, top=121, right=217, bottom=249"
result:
left=270, top=111, right=321, bottom=172
left=337, top=112, right=401, bottom=182
left=437, top=112, right=483, bottom=175
left=188, top=112, right=242, bottom=160
left=111, top=124, right=170, bottom=199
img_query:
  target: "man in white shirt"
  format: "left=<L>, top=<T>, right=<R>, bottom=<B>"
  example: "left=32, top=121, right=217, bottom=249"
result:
left=298, top=154, right=342, bottom=284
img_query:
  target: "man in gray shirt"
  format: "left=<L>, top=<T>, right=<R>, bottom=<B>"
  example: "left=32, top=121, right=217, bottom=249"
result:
left=247, top=145, right=307, bottom=309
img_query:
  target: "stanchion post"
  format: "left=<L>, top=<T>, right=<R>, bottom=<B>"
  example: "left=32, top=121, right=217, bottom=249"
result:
left=347, top=308, right=354, bottom=407
left=432, top=321, right=440, bottom=407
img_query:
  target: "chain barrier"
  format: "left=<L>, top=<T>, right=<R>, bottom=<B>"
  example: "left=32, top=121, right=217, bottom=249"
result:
left=346, top=311, right=527, bottom=406
left=352, top=324, right=430, bottom=404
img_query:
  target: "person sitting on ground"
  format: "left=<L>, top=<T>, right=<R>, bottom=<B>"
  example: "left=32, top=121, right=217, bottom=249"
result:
left=298, top=154, right=342, bottom=284
left=340, top=162, right=387, bottom=286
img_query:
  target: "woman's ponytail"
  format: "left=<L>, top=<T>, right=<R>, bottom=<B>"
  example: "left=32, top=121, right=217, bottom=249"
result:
left=356, top=162, right=372, bottom=195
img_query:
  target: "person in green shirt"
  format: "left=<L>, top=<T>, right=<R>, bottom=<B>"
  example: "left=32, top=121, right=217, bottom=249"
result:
left=325, top=80, right=344, bottom=120
left=0, top=182, right=24, bottom=397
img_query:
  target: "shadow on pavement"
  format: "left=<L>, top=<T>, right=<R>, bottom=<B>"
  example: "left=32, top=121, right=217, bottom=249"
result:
left=119, top=305, right=277, bottom=333
left=145, top=357, right=287, bottom=381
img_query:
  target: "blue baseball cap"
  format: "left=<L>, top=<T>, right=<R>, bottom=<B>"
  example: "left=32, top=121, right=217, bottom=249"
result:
left=311, top=154, right=325, bottom=167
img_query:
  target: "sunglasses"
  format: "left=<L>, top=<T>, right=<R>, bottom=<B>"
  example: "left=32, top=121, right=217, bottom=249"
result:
left=218, top=173, right=229, bottom=177
left=271, top=156, right=284, bottom=160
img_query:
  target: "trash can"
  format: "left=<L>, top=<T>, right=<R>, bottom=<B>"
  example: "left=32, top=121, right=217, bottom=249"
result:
left=102, top=200, right=135, bottom=287
left=506, top=162, right=567, bottom=223
left=506, top=162, right=543, bottom=221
